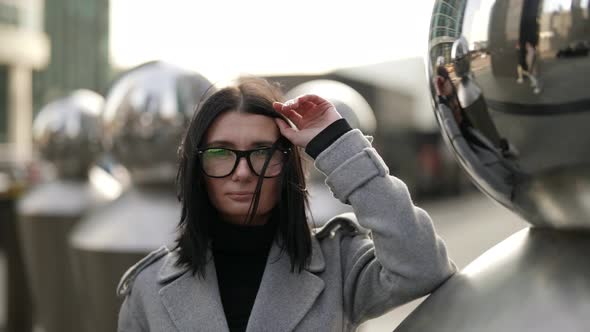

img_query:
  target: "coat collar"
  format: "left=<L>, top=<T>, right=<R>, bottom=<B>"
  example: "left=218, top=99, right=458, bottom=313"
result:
left=157, top=250, right=227, bottom=331
left=157, top=249, right=190, bottom=284
left=246, top=237, right=325, bottom=331
left=307, top=234, right=326, bottom=272
left=157, top=236, right=325, bottom=332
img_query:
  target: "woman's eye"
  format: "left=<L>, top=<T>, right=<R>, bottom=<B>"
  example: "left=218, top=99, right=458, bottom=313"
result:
left=205, top=149, right=231, bottom=158
left=252, top=149, right=270, bottom=158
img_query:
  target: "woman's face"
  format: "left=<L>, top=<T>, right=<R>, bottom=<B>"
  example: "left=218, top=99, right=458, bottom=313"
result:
left=203, top=111, right=282, bottom=225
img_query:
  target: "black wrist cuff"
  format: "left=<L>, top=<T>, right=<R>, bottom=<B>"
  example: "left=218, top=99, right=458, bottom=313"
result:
left=305, top=118, right=353, bottom=159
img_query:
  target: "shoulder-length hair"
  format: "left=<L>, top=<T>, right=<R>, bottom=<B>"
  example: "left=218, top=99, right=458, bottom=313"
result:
left=174, top=77, right=311, bottom=277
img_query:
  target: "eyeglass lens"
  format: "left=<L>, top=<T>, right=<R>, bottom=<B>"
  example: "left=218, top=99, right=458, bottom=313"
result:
left=201, top=148, right=285, bottom=177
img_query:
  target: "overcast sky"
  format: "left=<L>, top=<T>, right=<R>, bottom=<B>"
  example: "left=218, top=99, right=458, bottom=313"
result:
left=110, top=0, right=435, bottom=80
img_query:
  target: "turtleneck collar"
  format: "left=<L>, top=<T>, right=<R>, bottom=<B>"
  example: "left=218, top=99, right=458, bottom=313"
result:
left=211, top=213, right=278, bottom=255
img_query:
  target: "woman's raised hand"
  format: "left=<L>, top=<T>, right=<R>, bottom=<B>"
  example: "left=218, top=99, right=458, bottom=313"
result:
left=273, top=94, right=342, bottom=148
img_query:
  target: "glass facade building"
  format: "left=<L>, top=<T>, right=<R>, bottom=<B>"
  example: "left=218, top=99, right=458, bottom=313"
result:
left=0, top=0, right=49, bottom=162
left=0, top=65, right=6, bottom=143
left=429, top=0, right=468, bottom=63
left=33, top=0, right=111, bottom=113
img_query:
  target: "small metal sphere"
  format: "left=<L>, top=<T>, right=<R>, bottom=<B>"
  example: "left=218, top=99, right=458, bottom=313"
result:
left=102, top=61, right=212, bottom=185
left=286, top=80, right=377, bottom=135
left=428, top=0, right=590, bottom=229
left=33, top=90, right=104, bottom=179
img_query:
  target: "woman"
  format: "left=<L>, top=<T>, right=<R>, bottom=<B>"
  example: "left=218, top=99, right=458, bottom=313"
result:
left=117, top=78, right=456, bottom=331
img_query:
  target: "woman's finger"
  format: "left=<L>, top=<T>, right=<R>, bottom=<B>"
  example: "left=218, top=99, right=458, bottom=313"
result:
left=299, top=101, right=317, bottom=116
left=293, top=94, right=326, bottom=106
left=272, top=102, right=284, bottom=112
left=274, top=118, right=298, bottom=143
left=285, top=100, right=316, bottom=119
left=274, top=101, right=299, bottom=113
left=279, top=97, right=300, bottom=112
left=286, top=109, right=303, bottom=126
left=276, top=108, right=303, bottom=128
left=274, top=118, right=291, bottom=131
left=282, top=99, right=318, bottom=119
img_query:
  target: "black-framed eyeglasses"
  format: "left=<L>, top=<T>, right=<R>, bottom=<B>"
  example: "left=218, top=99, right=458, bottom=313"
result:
left=197, top=141, right=290, bottom=178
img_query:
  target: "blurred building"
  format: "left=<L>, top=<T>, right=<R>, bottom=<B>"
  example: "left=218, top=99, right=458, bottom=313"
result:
left=429, top=0, right=468, bottom=63
left=0, top=0, right=110, bottom=167
left=538, top=0, right=590, bottom=56
left=0, top=2, right=50, bottom=331
left=33, top=0, right=110, bottom=114
left=0, top=0, right=50, bottom=165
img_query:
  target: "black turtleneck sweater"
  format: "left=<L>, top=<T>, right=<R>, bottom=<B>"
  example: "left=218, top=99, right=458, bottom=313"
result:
left=211, top=216, right=278, bottom=332
left=211, top=119, right=352, bottom=332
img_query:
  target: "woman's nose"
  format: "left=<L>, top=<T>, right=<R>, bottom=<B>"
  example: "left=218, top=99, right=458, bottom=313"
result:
left=232, top=157, right=253, bottom=180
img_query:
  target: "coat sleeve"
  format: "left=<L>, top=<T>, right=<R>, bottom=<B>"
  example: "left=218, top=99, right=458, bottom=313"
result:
left=118, top=292, right=147, bottom=332
left=314, top=129, right=457, bottom=325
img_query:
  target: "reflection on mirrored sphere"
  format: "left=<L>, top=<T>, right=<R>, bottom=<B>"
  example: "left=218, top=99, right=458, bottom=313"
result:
left=428, top=0, right=590, bottom=229
left=102, top=61, right=212, bottom=184
left=33, top=89, right=104, bottom=178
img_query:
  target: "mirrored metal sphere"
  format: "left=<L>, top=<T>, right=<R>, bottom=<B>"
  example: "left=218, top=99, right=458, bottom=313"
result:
left=428, top=0, right=590, bottom=229
left=286, top=80, right=377, bottom=135
left=102, top=61, right=211, bottom=184
left=33, top=90, right=104, bottom=179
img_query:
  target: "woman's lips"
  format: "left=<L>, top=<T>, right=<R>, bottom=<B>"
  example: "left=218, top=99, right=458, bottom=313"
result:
left=226, top=192, right=253, bottom=201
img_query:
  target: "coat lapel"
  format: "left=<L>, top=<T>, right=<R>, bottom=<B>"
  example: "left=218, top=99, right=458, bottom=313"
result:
left=246, top=237, right=326, bottom=332
left=158, top=252, right=230, bottom=332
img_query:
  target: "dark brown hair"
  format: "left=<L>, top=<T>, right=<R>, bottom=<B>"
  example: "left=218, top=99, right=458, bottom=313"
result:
left=174, top=78, right=311, bottom=277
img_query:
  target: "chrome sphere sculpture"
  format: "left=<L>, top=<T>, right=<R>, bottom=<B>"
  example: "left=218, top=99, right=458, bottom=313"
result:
left=33, top=89, right=104, bottom=179
left=428, top=0, right=590, bottom=229
left=102, top=61, right=212, bottom=185
left=396, top=1, right=590, bottom=331
left=22, top=90, right=106, bottom=332
left=68, top=62, right=212, bottom=332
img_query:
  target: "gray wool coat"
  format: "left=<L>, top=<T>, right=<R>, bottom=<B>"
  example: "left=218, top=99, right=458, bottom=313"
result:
left=117, top=129, right=456, bottom=331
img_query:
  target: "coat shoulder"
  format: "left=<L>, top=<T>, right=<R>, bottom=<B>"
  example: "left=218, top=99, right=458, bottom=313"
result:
left=116, top=246, right=169, bottom=298
left=313, top=212, right=371, bottom=240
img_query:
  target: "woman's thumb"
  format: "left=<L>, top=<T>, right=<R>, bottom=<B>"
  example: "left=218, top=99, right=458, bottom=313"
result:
left=275, top=118, right=298, bottom=142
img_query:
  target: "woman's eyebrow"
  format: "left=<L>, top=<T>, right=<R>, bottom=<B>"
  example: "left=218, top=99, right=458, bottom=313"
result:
left=205, top=140, right=235, bottom=147
left=205, top=140, right=276, bottom=148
